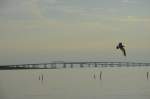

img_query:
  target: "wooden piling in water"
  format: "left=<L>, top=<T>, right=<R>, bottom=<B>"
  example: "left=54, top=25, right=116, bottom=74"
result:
left=93, top=74, right=96, bottom=79
left=100, top=71, right=102, bottom=80
left=147, top=72, right=149, bottom=80
left=41, top=74, right=43, bottom=81
left=38, top=75, right=40, bottom=80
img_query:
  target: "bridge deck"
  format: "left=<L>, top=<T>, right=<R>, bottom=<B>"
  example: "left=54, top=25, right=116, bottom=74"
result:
left=0, top=62, right=150, bottom=70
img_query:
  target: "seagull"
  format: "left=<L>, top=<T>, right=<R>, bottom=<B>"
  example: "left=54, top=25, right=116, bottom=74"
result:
left=116, top=42, right=126, bottom=56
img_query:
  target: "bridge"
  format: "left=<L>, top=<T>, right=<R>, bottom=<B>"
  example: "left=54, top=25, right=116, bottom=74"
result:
left=0, top=62, right=150, bottom=70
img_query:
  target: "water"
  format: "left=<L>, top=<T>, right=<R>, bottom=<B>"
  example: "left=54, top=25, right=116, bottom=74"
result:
left=0, top=67, right=150, bottom=99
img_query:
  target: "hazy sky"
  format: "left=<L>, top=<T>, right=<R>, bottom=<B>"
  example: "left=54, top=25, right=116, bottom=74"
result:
left=0, top=0, right=150, bottom=65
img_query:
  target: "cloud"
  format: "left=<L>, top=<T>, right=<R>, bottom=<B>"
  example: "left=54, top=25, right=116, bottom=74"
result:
left=118, top=16, right=150, bottom=22
left=38, top=1, right=110, bottom=21
left=1, top=0, right=149, bottom=22
left=122, top=0, right=130, bottom=3
left=121, top=0, right=136, bottom=4
left=0, top=0, right=46, bottom=20
left=0, top=0, right=28, bottom=16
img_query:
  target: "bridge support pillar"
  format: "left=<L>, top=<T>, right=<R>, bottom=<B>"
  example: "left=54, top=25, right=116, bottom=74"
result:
left=70, top=64, right=73, bottom=68
left=95, top=63, right=97, bottom=67
left=63, top=64, right=66, bottom=68
left=80, top=64, right=84, bottom=68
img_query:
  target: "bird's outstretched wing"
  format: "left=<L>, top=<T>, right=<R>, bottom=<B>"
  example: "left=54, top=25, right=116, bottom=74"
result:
left=120, top=48, right=126, bottom=56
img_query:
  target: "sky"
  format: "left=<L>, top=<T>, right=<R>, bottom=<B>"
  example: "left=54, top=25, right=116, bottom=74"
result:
left=0, top=0, right=150, bottom=65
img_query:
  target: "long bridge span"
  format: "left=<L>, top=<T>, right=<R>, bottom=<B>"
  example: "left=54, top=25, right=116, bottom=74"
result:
left=0, top=62, right=150, bottom=70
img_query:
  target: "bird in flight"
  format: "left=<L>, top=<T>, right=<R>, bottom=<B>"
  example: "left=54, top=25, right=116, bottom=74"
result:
left=116, top=42, right=126, bottom=56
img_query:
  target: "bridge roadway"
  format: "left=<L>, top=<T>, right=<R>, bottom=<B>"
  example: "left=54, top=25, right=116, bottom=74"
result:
left=0, top=62, right=150, bottom=70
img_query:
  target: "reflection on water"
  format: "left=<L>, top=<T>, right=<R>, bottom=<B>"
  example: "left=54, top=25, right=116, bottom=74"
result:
left=0, top=67, right=150, bottom=99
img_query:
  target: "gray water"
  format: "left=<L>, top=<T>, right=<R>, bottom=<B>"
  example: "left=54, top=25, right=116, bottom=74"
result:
left=0, top=67, right=150, bottom=99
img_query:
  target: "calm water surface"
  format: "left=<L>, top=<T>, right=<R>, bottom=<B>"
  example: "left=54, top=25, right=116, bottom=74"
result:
left=0, top=67, right=150, bottom=99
